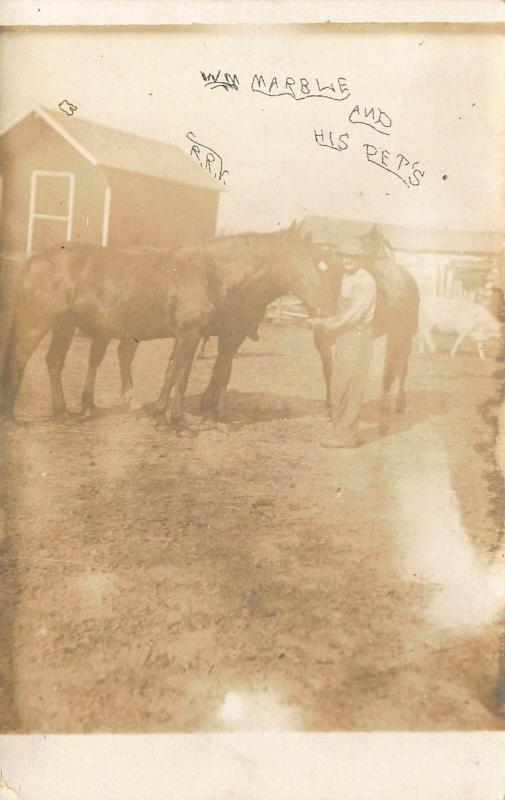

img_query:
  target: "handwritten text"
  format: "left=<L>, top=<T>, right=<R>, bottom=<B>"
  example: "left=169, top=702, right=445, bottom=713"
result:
left=349, top=105, right=392, bottom=136
left=251, top=74, right=350, bottom=102
left=59, top=100, right=78, bottom=116
left=314, top=130, right=350, bottom=152
left=363, top=144, right=425, bottom=188
left=187, top=132, right=229, bottom=185
left=200, top=71, right=239, bottom=91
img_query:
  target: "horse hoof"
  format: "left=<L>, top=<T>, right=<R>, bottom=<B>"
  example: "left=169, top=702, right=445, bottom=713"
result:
left=79, top=406, right=99, bottom=421
left=171, top=417, right=196, bottom=436
left=395, top=397, right=406, bottom=414
left=154, top=415, right=169, bottom=430
left=0, top=417, right=22, bottom=431
left=213, top=422, right=231, bottom=433
left=176, top=426, right=198, bottom=438
left=195, top=418, right=217, bottom=431
left=53, top=409, right=75, bottom=423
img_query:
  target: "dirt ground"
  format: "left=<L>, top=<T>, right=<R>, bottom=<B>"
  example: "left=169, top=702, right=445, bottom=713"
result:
left=0, top=322, right=504, bottom=732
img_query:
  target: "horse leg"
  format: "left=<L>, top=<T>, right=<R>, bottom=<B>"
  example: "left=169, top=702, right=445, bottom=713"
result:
left=169, top=329, right=202, bottom=432
left=424, top=329, right=436, bottom=354
left=117, top=339, right=140, bottom=409
left=248, top=323, right=260, bottom=342
left=395, top=341, right=412, bottom=413
left=80, top=337, right=109, bottom=417
left=1, top=316, right=55, bottom=422
left=151, top=331, right=200, bottom=430
left=168, top=338, right=176, bottom=363
left=315, top=336, right=333, bottom=416
left=150, top=340, right=179, bottom=421
left=45, top=317, right=76, bottom=419
left=197, top=336, right=209, bottom=359
left=380, top=333, right=399, bottom=433
left=200, top=331, right=245, bottom=422
left=450, top=331, right=466, bottom=358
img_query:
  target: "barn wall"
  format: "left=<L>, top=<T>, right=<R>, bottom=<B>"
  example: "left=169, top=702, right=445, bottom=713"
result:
left=105, top=169, right=219, bottom=249
left=0, top=112, right=106, bottom=255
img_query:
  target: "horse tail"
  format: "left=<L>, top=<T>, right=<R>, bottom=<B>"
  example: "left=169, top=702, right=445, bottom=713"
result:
left=0, top=260, right=21, bottom=385
left=405, top=272, right=421, bottom=339
left=0, top=247, right=74, bottom=398
left=383, top=330, right=402, bottom=394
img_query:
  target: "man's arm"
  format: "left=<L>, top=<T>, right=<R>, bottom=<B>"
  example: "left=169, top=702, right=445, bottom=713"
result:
left=306, top=275, right=376, bottom=333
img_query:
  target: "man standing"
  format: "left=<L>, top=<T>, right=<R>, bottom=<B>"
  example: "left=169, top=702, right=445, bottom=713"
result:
left=306, top=237, right=377, bottom=448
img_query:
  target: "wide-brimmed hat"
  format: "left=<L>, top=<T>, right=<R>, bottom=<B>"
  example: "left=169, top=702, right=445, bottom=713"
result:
left=339, top=237, right=367, bottom=257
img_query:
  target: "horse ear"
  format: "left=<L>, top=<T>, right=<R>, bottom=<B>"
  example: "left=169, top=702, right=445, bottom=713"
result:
left=285, top=220, right=303, bottom=244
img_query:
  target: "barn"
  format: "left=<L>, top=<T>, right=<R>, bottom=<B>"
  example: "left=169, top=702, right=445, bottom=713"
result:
left=302, top=215, right=504, bottom=302
left=0, top=106, right=222, bottom=260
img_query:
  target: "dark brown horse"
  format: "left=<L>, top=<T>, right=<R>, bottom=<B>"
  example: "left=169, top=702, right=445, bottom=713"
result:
left=314, top=224, right=420, bottom=422
left=156, top=226, right=333, bottom=423
left=46, top=316, right=260, bottom=419
left=44, top=243, right=175, bottom=418
left=0, top=224, right=332, bottom=428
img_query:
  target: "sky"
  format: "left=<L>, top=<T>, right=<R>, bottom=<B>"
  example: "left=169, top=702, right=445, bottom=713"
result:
left=0, top=26, right=503, bottom=234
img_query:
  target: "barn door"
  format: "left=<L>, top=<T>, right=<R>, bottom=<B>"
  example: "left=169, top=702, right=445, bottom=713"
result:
left=26, top=170, right=75, bottom=255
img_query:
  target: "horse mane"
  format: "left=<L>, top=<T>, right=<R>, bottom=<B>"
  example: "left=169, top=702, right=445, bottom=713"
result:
left=382, top=237, right=395, bottom=256
left=215, top=226, right=296, bottom=245
left=214, top=221, right=307, bottom=242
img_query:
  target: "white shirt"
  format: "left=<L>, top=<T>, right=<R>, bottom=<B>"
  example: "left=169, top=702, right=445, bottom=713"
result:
left=323, top=267, right=377, bottom=333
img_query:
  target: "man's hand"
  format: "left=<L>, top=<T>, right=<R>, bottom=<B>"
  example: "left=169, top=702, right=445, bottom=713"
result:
left=305, top=316, right=338, bottom=331
left=305, top=317, right=327, bottom=329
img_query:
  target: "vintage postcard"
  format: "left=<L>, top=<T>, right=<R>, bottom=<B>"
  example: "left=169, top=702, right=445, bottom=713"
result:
left=0, top=2, right=504, bottom=798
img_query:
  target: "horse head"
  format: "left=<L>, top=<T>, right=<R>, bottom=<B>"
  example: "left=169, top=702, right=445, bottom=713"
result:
left=278, top=222, right=334, bottom=316
left=360, top=224, right=395, bottom=261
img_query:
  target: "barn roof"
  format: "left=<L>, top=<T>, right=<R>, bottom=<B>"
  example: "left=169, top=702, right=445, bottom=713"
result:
left=0, top=106, right=222, bottom=193
left=302, top=215, right=503, bottom=256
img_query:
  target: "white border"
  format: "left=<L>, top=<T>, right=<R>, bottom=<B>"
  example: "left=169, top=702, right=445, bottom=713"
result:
left=0, top=1, right=503, bottom=26
left=0, top=6, right=503, bottom=800
left=1, top=732, right=505, bottom=800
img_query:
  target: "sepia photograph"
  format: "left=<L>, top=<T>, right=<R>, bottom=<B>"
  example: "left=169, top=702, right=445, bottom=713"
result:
left=0, top=3, right=504, bottom=797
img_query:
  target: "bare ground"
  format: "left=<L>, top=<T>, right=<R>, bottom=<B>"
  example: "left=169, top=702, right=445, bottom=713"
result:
left=0, top=323, right=503, bottom=732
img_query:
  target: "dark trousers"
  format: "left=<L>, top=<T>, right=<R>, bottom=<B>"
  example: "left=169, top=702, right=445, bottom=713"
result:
left=330, top=327, right=373, bottom=444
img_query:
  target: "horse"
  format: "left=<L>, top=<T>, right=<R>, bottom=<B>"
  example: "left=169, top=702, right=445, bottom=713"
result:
left=153, top=226, right=333, bottom=424
left=43, top=243, right=175, bottom=418
left=0, top=223, right=332, bottom=429
left=314, top=224, right=420, bottom=424
left=51, top=316, right=261, bottom=419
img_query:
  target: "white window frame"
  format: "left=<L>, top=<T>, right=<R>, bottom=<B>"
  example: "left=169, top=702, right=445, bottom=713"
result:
left=26, top=170, right=75, bottom=255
